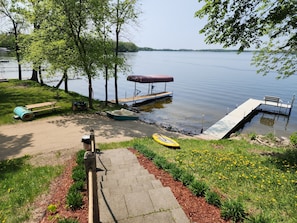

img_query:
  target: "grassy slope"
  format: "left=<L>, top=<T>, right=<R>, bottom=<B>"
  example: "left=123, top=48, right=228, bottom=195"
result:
left=100, top=137, right=297, bottom=222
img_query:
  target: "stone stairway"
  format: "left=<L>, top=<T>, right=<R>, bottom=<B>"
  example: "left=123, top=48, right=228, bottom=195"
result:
left=96, top=148, right=190, bottom=223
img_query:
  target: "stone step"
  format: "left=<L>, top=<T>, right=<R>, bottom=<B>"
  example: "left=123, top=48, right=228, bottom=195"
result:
left=98, top=179, right=163, bottom=199
left=99, top=187, right=189, bottom=223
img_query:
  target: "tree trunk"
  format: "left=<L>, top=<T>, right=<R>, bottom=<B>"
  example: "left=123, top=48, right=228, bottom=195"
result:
left=30, top=69, right=39, bottom=82
left=55, top=76, right=64, bottom=89
left=13, top=22, right=22, bottom=80
left=105, top=65, right=108, bottom=106
left=39, top=66, right=44, bottom=85
left=88, top=75, right=93, bottom=109
left=64, top=70, right=68, bottom=93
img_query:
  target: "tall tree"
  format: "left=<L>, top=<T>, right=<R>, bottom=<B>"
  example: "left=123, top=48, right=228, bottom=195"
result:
left=196, top=0, right=297, bottom=78
left=0, top=0, right=25, bottom=80
left=111, top=0, right=139, bottom=104
left=55, top=0, right=106, bottom=108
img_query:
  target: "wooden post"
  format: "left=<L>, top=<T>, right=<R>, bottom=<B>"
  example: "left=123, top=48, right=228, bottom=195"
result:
left=84, top=151, right=99, bottom=223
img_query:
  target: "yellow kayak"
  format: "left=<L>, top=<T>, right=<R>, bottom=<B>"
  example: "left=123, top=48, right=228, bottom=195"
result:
left=152, top=133, right=180, bottom=148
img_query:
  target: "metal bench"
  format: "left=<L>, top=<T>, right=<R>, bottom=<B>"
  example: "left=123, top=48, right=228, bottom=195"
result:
left=264, top=96, right=280, bottom=105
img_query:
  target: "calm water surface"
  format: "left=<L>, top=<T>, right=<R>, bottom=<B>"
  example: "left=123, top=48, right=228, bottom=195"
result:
left=1, top=51, right=296, bottom=137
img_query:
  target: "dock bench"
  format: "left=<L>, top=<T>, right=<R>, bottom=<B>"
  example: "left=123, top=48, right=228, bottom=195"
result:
left=264, top=96, right=280, bottom=105
left=25, top=101, right=60, bottom=114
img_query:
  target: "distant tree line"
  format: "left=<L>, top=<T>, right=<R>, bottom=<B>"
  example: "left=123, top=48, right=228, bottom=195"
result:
left=0, top=33, right=139, bottom=53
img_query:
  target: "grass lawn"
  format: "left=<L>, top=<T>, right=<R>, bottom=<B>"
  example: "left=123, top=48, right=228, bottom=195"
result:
left=0, top=156, right=63, bottom=223
left=100, top=137, right=297, bottom=222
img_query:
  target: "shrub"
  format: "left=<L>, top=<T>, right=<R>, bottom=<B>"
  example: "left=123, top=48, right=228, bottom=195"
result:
left=69, top=180, right=85, bottom=193
left=169, top=165, right=183, bottom=181
left=189, top=180, right=209, bottom=197
left=221, top=199, right=246, bottom=222
left=66, top=190, right=83, bottom=210
left=205, top=190, right=221, bottom=207
left=142, top=149, right=156, bottom=160
left=76, top=150, right=85, bottom=165
left=58, top=218, right=79, bottom=223
left=153, top=156, right=168, bottom=169
left=72, top=165, right=86, bottom=182
left=290, top=132, right=297, bottom=147
left=180, top=172, right=194, bottom=186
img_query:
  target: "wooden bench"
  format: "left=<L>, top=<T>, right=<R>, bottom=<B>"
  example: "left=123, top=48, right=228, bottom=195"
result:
left=264, top=96, right=280, bottom=105
left=25, top=101, right=60, bottom=114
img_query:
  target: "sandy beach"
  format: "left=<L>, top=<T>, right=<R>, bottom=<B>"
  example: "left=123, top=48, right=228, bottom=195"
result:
left=0, top=113, right=185, bottom=161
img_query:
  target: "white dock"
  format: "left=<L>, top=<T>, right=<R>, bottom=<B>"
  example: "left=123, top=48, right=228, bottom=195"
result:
left=111, top=91, right=173, bottom=104
left=200, top=98, right=293, bottom=140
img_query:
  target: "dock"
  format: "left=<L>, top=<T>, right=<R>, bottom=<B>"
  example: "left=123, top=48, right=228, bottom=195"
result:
left=200, top=97, right=294, bottom=140
left=111, top=91, right=173, bottom=104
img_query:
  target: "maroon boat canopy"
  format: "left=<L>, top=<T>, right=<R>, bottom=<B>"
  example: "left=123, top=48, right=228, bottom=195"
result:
left=127, top=75, right=174, bottom=83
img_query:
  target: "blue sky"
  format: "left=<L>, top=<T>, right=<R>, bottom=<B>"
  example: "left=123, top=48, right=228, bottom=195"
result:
left=126, top=0, right=222, bottom=50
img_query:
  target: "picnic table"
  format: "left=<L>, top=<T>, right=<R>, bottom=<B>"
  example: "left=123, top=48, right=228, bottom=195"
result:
left=25, top=101, right=59, bottom=113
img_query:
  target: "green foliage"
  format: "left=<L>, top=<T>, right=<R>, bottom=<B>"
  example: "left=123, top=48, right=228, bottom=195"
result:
left=66, top=190, right=83, bottom=211
left=189, top=180, right=209, bottom=197
left=118, top=41, right=138, bottom=52
left=180, top=172, right=194, bottom=186
left=221, top=199, right=246, bottom=222
left=249, top=132, right=257, bottom=140
left=245, top=214, right=273, bottom=223
left=0, top=33, right=15, bottom=50
left=196, top=0, right=297, bottom=78
left=47, top=204, right=58, bottom=214
left=169, top=165, right=183, bottom=181
left=57, top=218, right=79, bottom=223
left=153, top=156, right=168, bottom=169
left=205, top=190, right=221, bottom=207
left=0, top=156, right=62, bottom=223
left=69, top=181, right=85, bottom=193
left=290, top=132, right=297, bottom=147
left=76, top=150, right=86, bottom=165
left=72, top=165, right=86, bottom=182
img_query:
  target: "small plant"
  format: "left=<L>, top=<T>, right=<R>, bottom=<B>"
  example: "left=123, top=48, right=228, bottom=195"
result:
left=180, top=172, right=194, bottom=186
left=58, top=218, right=79, bottom=223
left=72, top=165, right=86, bottom=182
left=142, top=149, right=156, bottom=160
left=76, top=150, right=85, bottom=165
left=69, top=180, right=85, bottom=193
left=189, top=180, right=209, bottom=197
left=66, top=190, right=83, bottom=210
left=221, top=199, right=246, bottom=222
left=205, top=190, right=221, bottom=207
left=290, top=132, right=297, bottom=147
left=47, top=204, right=57, bottom=214
left=249, top=132, right=257, bottom=140
left=153, top=156, right=168, bottom=169
left=169, top=165, right=183, bottom=181
left=265, top=132, right=276, bottom=142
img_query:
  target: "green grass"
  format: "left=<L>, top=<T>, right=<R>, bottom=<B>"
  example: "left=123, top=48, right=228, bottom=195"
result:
left=0, top=156, right=63, bottom=223
left=99, top=137, right=297, bottom=222
left=0, top=79, right=117, bottom=125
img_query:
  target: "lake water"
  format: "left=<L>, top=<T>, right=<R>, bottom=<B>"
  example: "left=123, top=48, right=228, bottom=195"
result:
left=1, top=51, right=296, bottom=137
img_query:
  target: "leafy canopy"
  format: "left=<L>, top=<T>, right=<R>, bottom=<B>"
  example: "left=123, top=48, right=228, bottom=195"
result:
left=196, top=0, right=297, bottom=78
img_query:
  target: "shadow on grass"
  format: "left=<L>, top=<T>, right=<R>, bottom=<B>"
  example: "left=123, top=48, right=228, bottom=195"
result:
left=0, top=156, right=28, bottom=180
left=262, top=148, right=297, bottom=171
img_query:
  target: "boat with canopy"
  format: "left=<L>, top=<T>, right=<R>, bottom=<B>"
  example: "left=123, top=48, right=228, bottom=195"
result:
left=112, top=75, right=174, bottom=104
